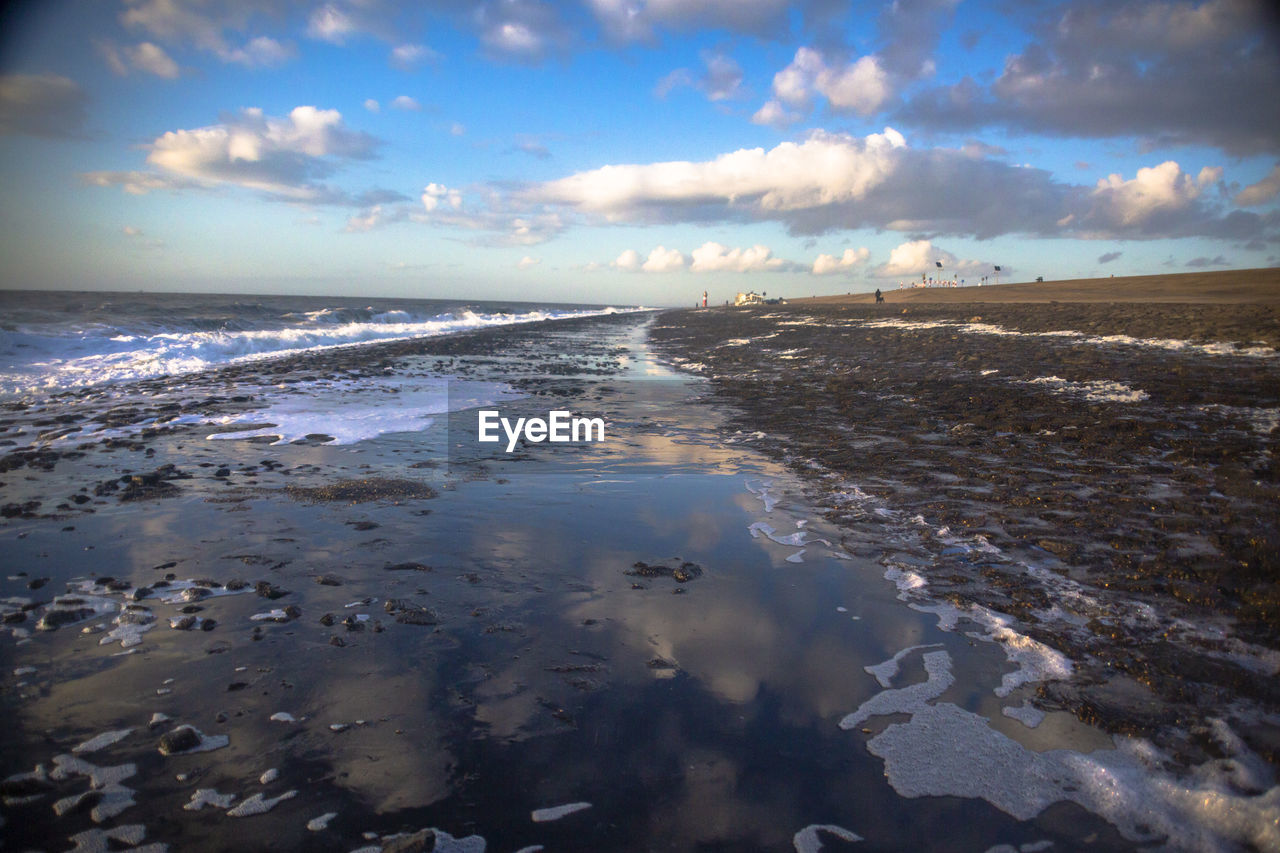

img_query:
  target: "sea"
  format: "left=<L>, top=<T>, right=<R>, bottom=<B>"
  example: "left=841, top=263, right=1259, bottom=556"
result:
left=0, top=290, right=632, bottom=400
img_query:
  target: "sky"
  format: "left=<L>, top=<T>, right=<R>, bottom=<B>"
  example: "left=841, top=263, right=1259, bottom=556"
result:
left=0, top=0, right=1278, bottom=307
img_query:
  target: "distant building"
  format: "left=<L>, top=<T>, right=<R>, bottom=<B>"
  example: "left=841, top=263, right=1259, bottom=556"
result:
left=734, top=291, right=764, bottom=306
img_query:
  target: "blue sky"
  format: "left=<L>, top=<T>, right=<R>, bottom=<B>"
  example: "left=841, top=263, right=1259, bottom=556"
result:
left=1, top=0, right=1277, bottom=306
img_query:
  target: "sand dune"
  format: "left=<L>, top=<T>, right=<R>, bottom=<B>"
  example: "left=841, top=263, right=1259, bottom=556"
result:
left=799, top=268, right=1280, bottom=305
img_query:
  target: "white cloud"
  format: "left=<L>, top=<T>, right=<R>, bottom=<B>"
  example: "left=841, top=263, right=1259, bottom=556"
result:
left=421, top=183, right=462, bottom=211
left=1087, top=161, right=1217, bottom=228
left=122, top=225, right=143, bottom=237
left=391, top=95, right=422, bottom=111
left=818, top=56, right=891, bottom=114
left=82, top=170, right=197, bottom=195
left=610, top=242, right=794, bottom=273
left=490, top=22, right=539, bottom=53
left=121, top=0, right=240, bottom=52
left=390, top=43, right=439, bottom=70
left=690, top=242, right=792, bottom=272
left=222, top=36, right=294, bottom=68
left=504, top=213, right=564, bottom=245
left=702, top=51, right=745, bottom=101
left=86, top=105, right=379, bottom=202
left=878, top=240, right=949, bottom=277
left=772, top=48, right=892, bottom=116
left=643, top=245, right=686, bottom=272
left=475, top=0, right=572, bottom=62
left=119, top=0, right=299, bottom=67
left=655, top=68, right=693, bottom=98
left=589, top=0, right=790, bottom=42
left=517, top=255, right=540, bottom=269
left=751, top=99, right=802, bottom=128
left=0, top=73, right=87, bottom=138
left=875, top=240, right=986, bottom=278
left=127, top=42, right=180, bottom=78
left=812, top=247, right=870, bottom=275
left=450, top=122, right=466, bottom=136
left=531, top=128, right=908, bottom=219
left=1235, top=164, right=1280, bottom=207
left=412, top=191, right=565, bottom=246
left=613, top=249, right=641, bottom=271
left=520, top=129, right=1267, bottom=243
left=656, top=51, right=744, bottom=102
left=514, top=136, right=549, bottom=158
left=364, top=99, right=380, bottom=113
left=772, top=47, right=822, bottom=106
left=345, top=205, right=384, bottom=232
left=612, top=246, right=685, bottom=272
left=307, top=4, right=358, bottom=44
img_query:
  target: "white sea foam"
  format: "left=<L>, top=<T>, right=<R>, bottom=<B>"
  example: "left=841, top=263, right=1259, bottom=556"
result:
left=65, top=825, right=163, bottom=853
left=852, top=317, right=1277, bottom=359
left=840, top=650, right=954, bottom=730
left=745, top=479, right=780, bottom=512
left=184, top=789, right=235, bottom=811
left=226, top=789, right=296, bottom=817
left=251, top=609, right=291, bottom=622
left=207, top=376, right=518, bottom=446
left=792, top=824, right=863, bottom=851
left=864, top=644, right=944, bottom=688
left=72, top=729, right=133, bottom=754
left=1002, top=703, right=1046, bottom=729
left=531, top=801, right=592, bottom=822
left=843, top=648, right=1280, bottom=850
left=1199, top=404, right=1280, bottom=434
left=867, top=698, right=1280, bottom=851
left=747, top=521, right=808, bottom=547
left=1023, top=376, right=1149, bottom=403
left=48, top=754, right=138, bottom=823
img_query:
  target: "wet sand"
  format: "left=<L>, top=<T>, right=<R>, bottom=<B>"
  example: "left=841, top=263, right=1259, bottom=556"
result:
left=2, top=308, right=1278, bottom=851
left=651, top=292, right=1280, bottom=768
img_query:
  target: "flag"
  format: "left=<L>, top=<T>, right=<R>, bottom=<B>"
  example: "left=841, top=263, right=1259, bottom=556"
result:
left=935, top=261, right=942, bottom=268
left=994, top=265, right=1002, bottom=271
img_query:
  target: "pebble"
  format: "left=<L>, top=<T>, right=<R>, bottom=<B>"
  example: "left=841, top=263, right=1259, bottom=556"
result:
left=251, top=609, right=290, bottom=622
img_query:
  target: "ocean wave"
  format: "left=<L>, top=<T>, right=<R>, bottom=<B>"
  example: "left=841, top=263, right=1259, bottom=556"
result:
left=0, top=305, right=635, bottom=398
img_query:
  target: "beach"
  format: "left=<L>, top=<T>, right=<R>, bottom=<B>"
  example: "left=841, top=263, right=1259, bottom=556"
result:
left=2, top=285, right=1279, bottom=851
